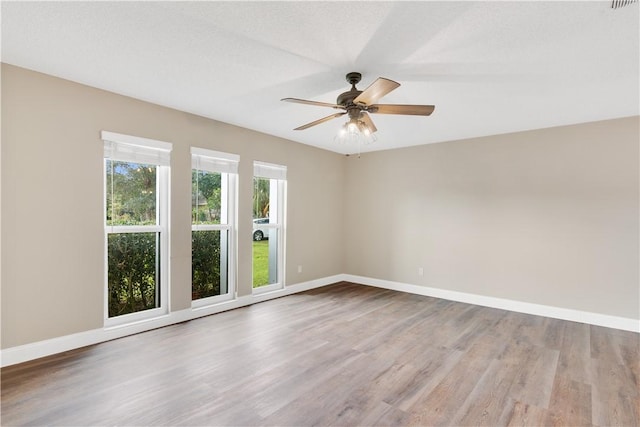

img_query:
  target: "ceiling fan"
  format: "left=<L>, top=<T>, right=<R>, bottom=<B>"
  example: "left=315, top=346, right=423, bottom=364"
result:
left=282, top=72, right=435, bottom=136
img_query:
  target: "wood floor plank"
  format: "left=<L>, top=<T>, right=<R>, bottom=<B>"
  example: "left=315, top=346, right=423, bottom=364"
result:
left=359, top=401, right=410, bottom=426
left=619, top=337, right=640, bottom=392
left=404, top=339, right=504, bottom=426
left=556, top=321, right=592, bottom=384
left=591, top=325, right=625, bottom=363
left=264, top=351, right=396, bottom=425
left=540, top=317, right=566, bottom=350
left=590, top=357, right=639, bottom=426
left=498, top=339, right=560, bottom=409
left=505, top=400, right=550, bottom=427
left=546, top=373, right=593, bottom=426
left=385, top=346, right=465, bottom=411
left=449, top=358, right=519, bottom=426
left=2, top=282, right=637, bottom=426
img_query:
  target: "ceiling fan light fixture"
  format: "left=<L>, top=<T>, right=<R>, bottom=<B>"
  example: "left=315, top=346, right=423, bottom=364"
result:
left=356, top=120, right=369, bottom=135
left=283, top=72, right=433, bottom=150
left=335, top=118, right=376, bottom=147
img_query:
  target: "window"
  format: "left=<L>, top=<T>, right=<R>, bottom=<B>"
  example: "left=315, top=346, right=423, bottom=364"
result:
left=253, top=161, right=286, bottom=293
left=191, top=148, right=238, bottom=306
left=103, top=131, right=171, bottom=325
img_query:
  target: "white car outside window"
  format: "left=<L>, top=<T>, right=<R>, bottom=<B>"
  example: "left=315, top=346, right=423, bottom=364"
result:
left=252, top=218, right=270, bottom=241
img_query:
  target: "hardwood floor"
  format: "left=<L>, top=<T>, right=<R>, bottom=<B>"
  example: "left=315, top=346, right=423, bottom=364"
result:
left=1, top=282, right=638, bottom=426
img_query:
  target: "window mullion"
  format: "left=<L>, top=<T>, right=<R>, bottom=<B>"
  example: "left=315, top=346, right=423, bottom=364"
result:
left=192, top=224, right=230, bottom=231
left=107, top=225, right=162, bottom=234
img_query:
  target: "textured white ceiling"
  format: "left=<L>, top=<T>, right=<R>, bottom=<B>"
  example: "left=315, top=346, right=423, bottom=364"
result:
left=2, top=1, right=638, bottom=154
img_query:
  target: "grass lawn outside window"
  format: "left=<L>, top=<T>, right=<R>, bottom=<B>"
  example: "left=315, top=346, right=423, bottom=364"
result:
left=252, top=240, right=269, bottom=287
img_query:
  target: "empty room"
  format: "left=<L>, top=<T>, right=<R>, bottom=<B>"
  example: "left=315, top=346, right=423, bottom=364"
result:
left=1, top=1, right=638, bottom=426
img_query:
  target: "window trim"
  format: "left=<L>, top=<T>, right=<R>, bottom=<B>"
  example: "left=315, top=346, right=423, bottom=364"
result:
left=102, top=132, right=172, bottom=327
left=252, top=162, right=286, bottom=295
left=191, top=147, right=238, bottom=308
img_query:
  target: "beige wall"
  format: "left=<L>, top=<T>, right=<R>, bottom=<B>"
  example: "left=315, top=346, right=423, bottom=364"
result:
left=2, top=63, right=638, bottom=351
left=344, top=117, right=639, bottom=319
left=1, top=64, right=346, bottom=348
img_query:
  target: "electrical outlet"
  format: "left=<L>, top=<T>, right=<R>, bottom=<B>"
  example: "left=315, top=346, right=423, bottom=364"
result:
left=418, top=267, right=424, bottom=276
left=298, top=265, right=303, bottom=273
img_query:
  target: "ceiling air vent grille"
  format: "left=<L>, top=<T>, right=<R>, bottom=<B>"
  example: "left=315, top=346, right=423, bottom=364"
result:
left=612, top=0, right=637, bottom=8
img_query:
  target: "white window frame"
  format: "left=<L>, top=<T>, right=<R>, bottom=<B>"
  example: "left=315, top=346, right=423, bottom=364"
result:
left=253, top=161, right=287, bottom=295
left=191, top=147, right=239, bottom=308
left=102, top=131, right=171, bottom=327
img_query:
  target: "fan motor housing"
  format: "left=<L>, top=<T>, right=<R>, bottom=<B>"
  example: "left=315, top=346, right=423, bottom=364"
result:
left=337, top=72, right=364, bottom=107
left=336, top=89, right=362, bottom=107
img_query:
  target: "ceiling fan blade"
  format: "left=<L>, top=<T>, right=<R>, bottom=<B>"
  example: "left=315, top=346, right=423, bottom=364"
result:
left=282, top=97, right=343, bottom=109
left=369, top=104, right=435, bottom=116
left=360, top=112, right=378, bottom=134
left=294, top=112, right=346, bottom=130
left=353, top=77, right=400, bottom=105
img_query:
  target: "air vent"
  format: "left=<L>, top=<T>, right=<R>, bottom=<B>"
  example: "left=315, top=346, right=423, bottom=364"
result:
left=612, top=0, right=637, bottom=8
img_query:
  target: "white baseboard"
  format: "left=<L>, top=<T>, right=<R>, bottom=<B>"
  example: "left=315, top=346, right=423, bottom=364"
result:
left=3, top=273, right=637, bottom=367
left=343, top=274, right=640, bottom=333
left=0, top=275, right=342, bottom=368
